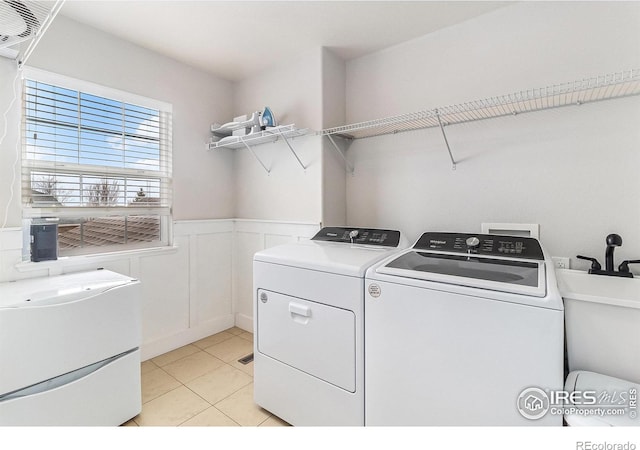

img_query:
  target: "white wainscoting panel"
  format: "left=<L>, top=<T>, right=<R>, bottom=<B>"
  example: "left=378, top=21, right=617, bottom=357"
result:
left=142, top=220, right=236, bottom=360
left=232, top=220, right=321, bottom=331
left=0, top=228, right=47, bottom=282
left=193, top=232, right=233, bottom=325
left=233, top=230, right=262, bottom=332
left=138, top=235, right=191, bottom=351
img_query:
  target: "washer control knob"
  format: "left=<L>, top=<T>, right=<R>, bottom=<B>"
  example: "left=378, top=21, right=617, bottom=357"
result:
left=466, top=236, right=480, bottom=248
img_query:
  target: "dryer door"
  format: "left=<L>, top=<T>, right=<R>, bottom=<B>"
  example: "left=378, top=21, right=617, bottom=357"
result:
left=256, top=289, right=356, bottom=392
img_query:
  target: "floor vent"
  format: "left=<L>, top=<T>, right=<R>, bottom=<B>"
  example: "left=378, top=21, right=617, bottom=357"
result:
left=238, top=353, right=254, bottom=365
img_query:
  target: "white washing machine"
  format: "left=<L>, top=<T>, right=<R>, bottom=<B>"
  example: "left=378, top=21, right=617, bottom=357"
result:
left=364, top=232, right=564, bottom=426
left=253, top=227, right=405, bottom=426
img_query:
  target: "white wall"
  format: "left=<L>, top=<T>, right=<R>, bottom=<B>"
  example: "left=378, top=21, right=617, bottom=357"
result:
left=229, top=46, right=349, bottom=226
left=321, top=48, right=348, bottom=226
left=233, top=48, right=324, bottom=131
left=345, top=2, right=640, bottom=271
left=23, top=15, right=235, bottom=221
left=231, top=135, right=322, bottom=221
left=0, top=58, right=23, bottom=228
left=347, top=2, right=640, bottom=121
left=231, top=48, right=323, bottom=222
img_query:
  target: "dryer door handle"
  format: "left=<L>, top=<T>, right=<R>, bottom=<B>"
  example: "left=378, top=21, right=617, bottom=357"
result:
left=289, top=302, right=311, bottom=317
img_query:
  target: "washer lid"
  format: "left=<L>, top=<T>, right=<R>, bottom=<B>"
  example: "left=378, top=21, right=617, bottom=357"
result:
left=377, top=249, right=546, bottom=297
left=254, top=239, right=403, bottom=277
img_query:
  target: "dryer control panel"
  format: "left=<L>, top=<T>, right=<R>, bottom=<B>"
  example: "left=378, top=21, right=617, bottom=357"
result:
left=414, top=232, right=544, bottom=260
left=311, top=227, right=401, bottom=247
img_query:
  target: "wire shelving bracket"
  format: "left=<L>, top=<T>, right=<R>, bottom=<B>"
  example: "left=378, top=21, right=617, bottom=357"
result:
left=435, top=109, right=456, bottom=170
left=241, top=139, right=271, bottom=174
left=325, top=135, right=355, bottom=174
left=277, top=129, right=307, bottom=171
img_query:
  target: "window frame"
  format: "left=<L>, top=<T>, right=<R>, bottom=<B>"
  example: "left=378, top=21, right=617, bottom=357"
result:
left=21, top=67, right=173, bottom=257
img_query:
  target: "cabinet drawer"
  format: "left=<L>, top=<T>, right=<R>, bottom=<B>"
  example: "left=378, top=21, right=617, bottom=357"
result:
left=0, top=282, right=140, bottom=396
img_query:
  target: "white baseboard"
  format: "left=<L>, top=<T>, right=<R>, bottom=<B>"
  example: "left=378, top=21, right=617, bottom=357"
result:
left=234, top=313, right=254, bottom=333
left=141, top=314, right=235, bottom=361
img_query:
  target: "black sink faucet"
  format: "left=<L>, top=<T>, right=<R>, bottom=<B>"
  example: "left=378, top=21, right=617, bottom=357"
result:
left=577, top=233, right=639, bottom=278
left=605, top=233, right=623, bottom=272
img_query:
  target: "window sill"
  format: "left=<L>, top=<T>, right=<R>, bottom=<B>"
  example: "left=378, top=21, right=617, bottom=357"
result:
left=14, top=245, right=179, bottom=273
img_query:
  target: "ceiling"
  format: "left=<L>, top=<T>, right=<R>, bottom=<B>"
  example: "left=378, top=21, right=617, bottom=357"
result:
left=59, top=1, right=509, bottom=81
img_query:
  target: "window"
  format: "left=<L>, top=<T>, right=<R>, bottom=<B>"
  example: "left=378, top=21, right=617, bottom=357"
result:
left=21, top=70, right=172, bottom=256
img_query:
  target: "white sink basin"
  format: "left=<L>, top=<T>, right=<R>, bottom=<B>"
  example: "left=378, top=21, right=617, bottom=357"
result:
left=556, top=268, right=640, bottom=309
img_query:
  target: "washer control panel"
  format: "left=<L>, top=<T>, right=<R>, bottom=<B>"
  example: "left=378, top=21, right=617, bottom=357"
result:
left=413, top=232, right=544, bottom=260
left=311, top=227, right=401, bottom=247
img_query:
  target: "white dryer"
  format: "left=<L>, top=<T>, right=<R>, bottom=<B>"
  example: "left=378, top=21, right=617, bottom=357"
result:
left=253, top=227, right=404, bottom=426
left=364, top=232, right=564, bottom=426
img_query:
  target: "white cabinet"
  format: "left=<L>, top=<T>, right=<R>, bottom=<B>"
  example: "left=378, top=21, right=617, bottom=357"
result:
left=0, top=270, right=141, bottom=425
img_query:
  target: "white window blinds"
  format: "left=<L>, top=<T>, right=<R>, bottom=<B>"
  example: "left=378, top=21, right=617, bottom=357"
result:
left=21, top=73, right=173, bottom=253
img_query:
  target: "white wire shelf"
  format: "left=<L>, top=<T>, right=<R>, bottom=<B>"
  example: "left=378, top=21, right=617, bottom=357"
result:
left=208, top=124, right=308, bottom=173
left=319, top=69, right=640, bottom=140
left=208, top=124, right=307, bottom=150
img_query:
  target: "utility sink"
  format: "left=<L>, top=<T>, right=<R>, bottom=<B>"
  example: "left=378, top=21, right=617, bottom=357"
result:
left=556, top=268, right=640, bottom=309
left=558, top=268, right=640, bottom=387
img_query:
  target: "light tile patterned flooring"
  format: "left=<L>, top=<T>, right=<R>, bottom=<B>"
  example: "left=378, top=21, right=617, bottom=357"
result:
left=123, top=327, right=289, bottom=427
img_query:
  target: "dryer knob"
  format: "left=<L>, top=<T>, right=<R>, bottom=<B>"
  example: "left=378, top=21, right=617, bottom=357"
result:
left=466, top=237, right=480, bottom=248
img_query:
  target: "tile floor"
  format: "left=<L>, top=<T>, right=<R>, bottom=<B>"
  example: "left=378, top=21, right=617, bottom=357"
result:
left=123, top=327, right=289, bottom=427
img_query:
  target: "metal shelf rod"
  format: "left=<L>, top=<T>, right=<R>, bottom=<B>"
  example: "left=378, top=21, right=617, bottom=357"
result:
left=326, top=135, right=354, bottom=174
left=276, top=130, right=306, bottom=171
left=435, top=109, right=456, bottom=170
left=241, top=139, right=270, bottom=174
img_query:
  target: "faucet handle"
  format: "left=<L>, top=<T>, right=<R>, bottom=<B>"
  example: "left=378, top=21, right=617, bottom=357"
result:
left=618, top=260, right=640, bottom=273
left=577, top=255, right=602, bottom=271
